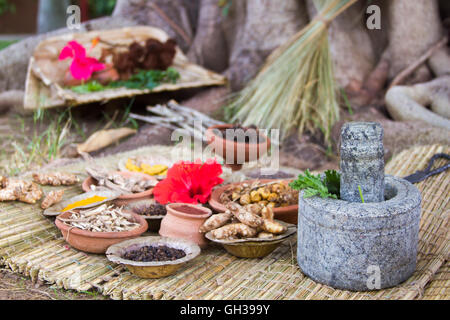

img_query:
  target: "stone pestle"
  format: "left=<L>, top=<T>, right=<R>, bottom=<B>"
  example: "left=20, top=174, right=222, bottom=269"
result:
left=340, top=122, right=385, bottom=203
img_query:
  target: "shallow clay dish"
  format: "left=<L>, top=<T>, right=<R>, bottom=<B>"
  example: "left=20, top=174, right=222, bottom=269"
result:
left=106, top=236, right=201, bottom=279
left=205, top=221, right=296, bottom=258
left=208, top=179, right=299, bottom=224
left=43, top=190, right=120, bottom=216
left=55, top=210, right=148, bottom=254
left=124, top=199, right=166, bottom=233
left=82, top=171, right=157, bottom=206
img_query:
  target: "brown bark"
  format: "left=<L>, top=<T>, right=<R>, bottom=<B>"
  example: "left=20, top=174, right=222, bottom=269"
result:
left=388, top=0, right=443, bottom=82
left=187, top=0, right=228, bottom=72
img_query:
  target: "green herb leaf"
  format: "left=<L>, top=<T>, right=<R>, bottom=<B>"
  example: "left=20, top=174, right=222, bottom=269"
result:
left=324, top=169, right=340, bottom=198
left=69, top=68, right=180, bottom=94
left=289, top=169, right=340, bottom=199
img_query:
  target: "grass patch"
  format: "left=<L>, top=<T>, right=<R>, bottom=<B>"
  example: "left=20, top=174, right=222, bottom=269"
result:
left=0, top=40, right=16, bottom=50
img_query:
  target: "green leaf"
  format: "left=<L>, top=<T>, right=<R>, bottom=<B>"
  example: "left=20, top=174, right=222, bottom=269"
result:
left=289, top=169, right=341, bottom=199
left=324, top=169, right=340, bottom=198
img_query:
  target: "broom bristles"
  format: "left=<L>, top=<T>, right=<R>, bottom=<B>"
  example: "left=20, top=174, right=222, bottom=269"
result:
left=230, top=0, right=358, bottom=142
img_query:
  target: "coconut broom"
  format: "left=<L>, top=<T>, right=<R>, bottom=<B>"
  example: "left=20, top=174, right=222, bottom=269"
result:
left=229, top=0, right=358, bottom=142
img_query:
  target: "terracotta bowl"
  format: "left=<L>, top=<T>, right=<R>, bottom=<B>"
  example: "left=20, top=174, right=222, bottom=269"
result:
left=124, top=199, right=165, bottom=233
left=82, top=171, right=157, bottom=206
left=159, top=203, right=212, bottom=248
left=205, top=124, right=271, bottom=171
left=55, top=210, right=148, bottom=254
left=208, top=179, right=299, bottom=224
left=106, top=236, right=201, bottom=279
left=205, top=221, right=296, bottom=258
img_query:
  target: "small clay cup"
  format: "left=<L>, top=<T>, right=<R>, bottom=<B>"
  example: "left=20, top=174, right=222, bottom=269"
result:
left=82, top=171, right=157, bottom=206
left=159, top=203, right=212, bottom=248
left=205, top=124, right=270, bottom=171
left=55, top=210, right=148, bottom=254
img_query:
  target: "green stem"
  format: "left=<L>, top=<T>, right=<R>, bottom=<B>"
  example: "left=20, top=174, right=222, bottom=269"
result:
left=358, top=185, right=365, bottom=203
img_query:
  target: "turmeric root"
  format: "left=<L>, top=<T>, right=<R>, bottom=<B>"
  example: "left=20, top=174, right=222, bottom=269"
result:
left=32, top=172, right=79, bottom=186
left=199, top=211, right=232, bottom=233
left=41, top=190, right=65, bottom=209
left=211, top=223, right=258, bottom=240
left=226, top=202, right=263, bottom=228
left=260, top=219, right=286, bottom=234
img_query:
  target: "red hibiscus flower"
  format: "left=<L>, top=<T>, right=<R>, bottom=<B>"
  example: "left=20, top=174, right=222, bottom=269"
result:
left=153, top=159, right=224, bottom=204
left=59, top=40, right=105, bottom=81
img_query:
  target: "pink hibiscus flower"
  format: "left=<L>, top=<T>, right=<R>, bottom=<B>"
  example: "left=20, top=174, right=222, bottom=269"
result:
left=59, top=40, right=105, bottom=81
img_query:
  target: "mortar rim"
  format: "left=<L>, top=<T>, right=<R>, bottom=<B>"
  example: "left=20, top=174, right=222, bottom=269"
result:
left=299, top=175, right=421, bottom=219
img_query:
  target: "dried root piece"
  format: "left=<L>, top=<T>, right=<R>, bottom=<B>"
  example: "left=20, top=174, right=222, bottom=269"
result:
left=199, top=211, right=233, bottom=233
left=261, top=206, right=274, bottom=221
left=226, top=202, right=263, bottom=228
left=32, top=172, right=79, bottom=186
left=211, top=223, right=257, bottom=240
left=0, top=188, right=16, bottom=201
left=260, top=219, right=286, bottom=234
left=0, top=177, right=43, bottom=204
left=41, top=190, right=65, bottom=209
left=257, top=232, right=274, bottom=239
left=13, top=184, right=43, bottom=204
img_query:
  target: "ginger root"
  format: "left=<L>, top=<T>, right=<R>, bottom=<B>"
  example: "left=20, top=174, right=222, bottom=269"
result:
left=226, top=202, right=263, bottom=228
left=41, top=190, right=65, bottom=209
left=211, top=223, right=257, bottom=240
left=32, top=172, right=79, bottom=186
left=260, top=219, right=286, bottom=234
left=257, top=232, right=274, bottom=239
left=0, top=177, right=43, bottom=204
left=200, top=211, right=232, bottom=233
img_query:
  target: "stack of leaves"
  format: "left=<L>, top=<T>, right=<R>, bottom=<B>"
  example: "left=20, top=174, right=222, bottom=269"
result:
left=228, top=0, right=357, bottom=141
left=289, top=169, right=340, bottom=199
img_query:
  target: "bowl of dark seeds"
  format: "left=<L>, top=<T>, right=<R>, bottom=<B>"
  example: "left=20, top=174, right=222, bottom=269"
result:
left=125, top=199, right=167, bottom=232
left=106, top=236, right=201, bottom=278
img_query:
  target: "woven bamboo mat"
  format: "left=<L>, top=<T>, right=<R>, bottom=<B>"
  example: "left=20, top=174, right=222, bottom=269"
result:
left=0, top=144, right=448, bottom=300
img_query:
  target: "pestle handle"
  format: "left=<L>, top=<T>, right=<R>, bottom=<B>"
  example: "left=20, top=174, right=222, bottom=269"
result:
left=340, top=122, right=385, bottom=203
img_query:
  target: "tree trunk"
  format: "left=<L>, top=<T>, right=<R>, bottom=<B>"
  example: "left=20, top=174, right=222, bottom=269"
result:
left=37, top=0, right=71, bottom=34
left=388, top=0, right=443, bottom=82
left=187, top=0, right=228, bottom=73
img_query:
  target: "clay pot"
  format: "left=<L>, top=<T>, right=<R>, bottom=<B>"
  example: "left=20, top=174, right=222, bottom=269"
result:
left=55, top=210, right=148, bottom=254
left=159, top=203, right=212, bottom=248
left=209, top=179, right=299, bottom=224
left=82, top=171, right=157, bottom=206
left=205, top=124, right=271, bottom=171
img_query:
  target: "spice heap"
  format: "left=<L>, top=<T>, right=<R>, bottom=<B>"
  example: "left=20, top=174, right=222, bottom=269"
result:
left=200, top=202, right=287, bottom=240
left=32, top=172, right=79, bottom=186
left=86, top=166, right=157, bottom=194
left=219, top=180, right=298, bottom=208
left=122, top=245, right=186, bottom=262
left=125, top=158, right=168, bottom=176
left=59, top=204, right=140, bottom=232
left=0, top=176, right=43, bottom=204
left=132, top=202, right=167, bottom=217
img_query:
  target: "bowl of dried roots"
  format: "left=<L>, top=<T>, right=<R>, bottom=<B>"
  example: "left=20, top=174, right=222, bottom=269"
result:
left=55, top=204, right=148, bottom=253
